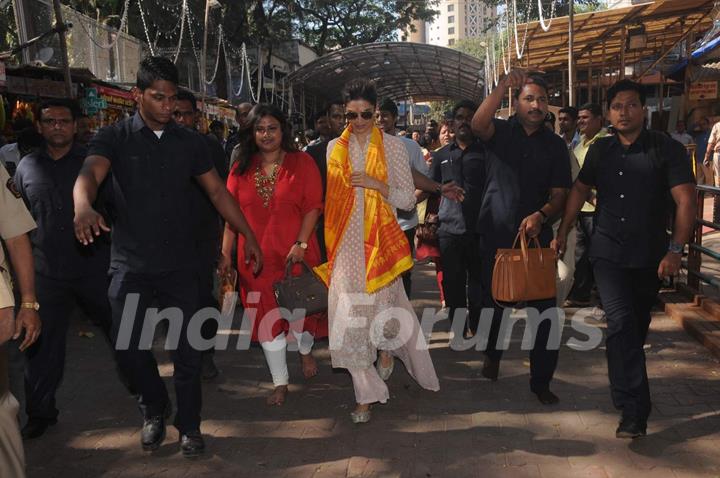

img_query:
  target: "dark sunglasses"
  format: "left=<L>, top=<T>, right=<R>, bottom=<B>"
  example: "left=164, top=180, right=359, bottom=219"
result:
left=345, top=111, right=374, bottom=120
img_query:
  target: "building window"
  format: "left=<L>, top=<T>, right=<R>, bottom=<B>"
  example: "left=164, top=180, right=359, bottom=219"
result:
left=448, top=15, right=454, bottom=24
left=449, top=39, right=455, bottom=46
left=448, top=27, right=455, bottom=35
left=448, top=4, right=454, bottom=12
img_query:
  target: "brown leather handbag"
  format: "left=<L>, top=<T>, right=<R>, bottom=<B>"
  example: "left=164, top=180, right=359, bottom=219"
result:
left=273, top=260, right=328, bottom=318
left=491, top=232, right=557, bottom=304
left=415, top=212, right=439, bottom=246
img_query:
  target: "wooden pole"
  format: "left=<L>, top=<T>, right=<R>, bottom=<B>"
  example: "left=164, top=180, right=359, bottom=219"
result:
left=51, top=0, right=73, bottom=98
left=568, top=0, right=575, bottom=106
left=620, top=25, right=627, bottom=80
left=683, top=24, right=694, bottom=119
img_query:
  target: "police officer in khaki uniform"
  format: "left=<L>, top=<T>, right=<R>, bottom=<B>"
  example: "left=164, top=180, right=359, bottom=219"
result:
left=0, top=161, right=41, bottom=478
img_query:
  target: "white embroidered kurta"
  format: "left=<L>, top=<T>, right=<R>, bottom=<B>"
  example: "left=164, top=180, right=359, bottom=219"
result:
left=326, top=132, right=440, bottom=404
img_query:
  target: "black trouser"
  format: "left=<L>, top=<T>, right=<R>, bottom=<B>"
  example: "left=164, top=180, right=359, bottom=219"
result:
left=592, top=258, right=659, bottom=423
left=401, top=227, right=416, bottom=298
left=316, top=217, right=327, bottom=263
left=108, top=269, right=201, bottom=433
left=197, top=240, right=219, bottom=357
left=439, top=232, right=482, bottom=335
left=477, top=251, right=560, bottom=393
left=570, top=213, right=596, bottom=302
left=25, top=273, right=113, bottom=422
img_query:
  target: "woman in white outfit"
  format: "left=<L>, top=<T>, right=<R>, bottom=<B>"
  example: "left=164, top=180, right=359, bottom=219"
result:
left=316, top=79, right=439, bottom=423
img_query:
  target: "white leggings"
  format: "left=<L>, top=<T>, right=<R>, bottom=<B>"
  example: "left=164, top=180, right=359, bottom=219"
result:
left=260, top=331, right=315, bottom=387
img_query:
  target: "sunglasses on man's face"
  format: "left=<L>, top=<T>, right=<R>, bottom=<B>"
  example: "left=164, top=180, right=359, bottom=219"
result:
left=345, top=111, right=374, bottom=121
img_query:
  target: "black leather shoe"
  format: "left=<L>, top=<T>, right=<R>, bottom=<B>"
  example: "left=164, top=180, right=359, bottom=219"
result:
left=202, top=354, right=219, bottom=381
left=180, top=430, right=205, bottom=458
left=616, top=418, right=647, bottom=438
left=141, top=415, right=166, bottom=451
left=481, top=356, right=499, bottom=381
left=21, top=418, right=57, bottom=440
left=534, top=389, right=560, bottom=405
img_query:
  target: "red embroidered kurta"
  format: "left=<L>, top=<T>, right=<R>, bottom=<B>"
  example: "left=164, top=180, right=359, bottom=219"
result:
left=227, top=151, right=327, bottom=342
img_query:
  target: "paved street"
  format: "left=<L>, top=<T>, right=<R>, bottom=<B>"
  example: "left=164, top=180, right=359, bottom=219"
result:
left=22, top=264, right=720, bottom=478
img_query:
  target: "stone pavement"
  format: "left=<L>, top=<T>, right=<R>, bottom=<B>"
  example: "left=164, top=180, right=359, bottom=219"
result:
left=22, top=264, right=720, bottom=478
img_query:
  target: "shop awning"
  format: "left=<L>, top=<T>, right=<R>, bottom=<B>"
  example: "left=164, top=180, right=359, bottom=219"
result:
left=509, top=0, right=715, bottom=74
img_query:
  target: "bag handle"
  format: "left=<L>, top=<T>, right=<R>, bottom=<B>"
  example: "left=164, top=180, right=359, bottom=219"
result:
left=511, top=231, right=545, bottom=267
left=285, top=260, right=312, bottom=278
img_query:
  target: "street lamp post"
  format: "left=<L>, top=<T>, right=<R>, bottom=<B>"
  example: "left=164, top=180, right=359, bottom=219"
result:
left=201, top=0, right=221, bottom=124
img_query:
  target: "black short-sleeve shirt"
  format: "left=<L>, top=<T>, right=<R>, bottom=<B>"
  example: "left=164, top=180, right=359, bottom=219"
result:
left=486, top=117, right=572, bottom=245
left=193, top=134, right=228, bottom=244
left=88, top=113, right=213, bottom=273
left=577, top=129, right=694, bottom=267
left=431, top=142, right=465, bottom=234
left=14, top=144, right=110, bottom=279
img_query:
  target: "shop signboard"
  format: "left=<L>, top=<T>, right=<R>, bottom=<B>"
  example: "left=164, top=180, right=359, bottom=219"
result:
left=6, top=76, right=78, bottom=98
left=690, top=81, right=718, bottom=101
left=95, top=84, right=135, bottom=108
left=81, top=87, right=108, bottom=116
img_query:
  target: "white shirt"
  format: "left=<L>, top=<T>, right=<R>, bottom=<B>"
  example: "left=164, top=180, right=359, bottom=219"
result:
left=397, top=135, right=429, bottom=231
left=0, top=143, right=20, bottom=172
left=671, top=132, right=694, bottom=147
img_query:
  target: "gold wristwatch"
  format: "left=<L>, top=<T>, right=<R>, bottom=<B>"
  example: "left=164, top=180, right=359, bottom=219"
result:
left=20, top=301, right=40, bottom=311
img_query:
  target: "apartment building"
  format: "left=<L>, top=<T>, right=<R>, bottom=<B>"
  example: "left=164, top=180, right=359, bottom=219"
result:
left=404, top=0, right=497, bottom=47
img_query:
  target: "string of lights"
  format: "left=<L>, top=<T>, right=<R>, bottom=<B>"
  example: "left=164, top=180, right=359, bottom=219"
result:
left=205, top=26, right=224, bottom=84
left=74, top=0, right=131, bottom=50
left=171, top=0, right=188, bottom=63
left=511, top=0, right=532, bottom=59
left=137, top=0, right=156, bottom=55
left=538, top=0, right=558, bottom=32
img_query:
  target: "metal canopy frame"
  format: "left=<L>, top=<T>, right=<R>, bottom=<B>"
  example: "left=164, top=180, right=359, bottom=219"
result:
left=286, top=42, right=485, bottom=104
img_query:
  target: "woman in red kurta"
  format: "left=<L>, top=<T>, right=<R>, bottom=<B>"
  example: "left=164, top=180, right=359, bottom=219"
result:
left=220, top=104, right=326, bottom=406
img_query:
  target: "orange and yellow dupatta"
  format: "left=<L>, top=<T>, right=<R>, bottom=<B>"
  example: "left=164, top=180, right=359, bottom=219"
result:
left=314, top=125, right=412, bottom=293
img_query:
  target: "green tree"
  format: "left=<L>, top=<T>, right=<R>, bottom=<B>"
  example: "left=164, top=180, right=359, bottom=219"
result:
left=292, top=0, right=439, bottom=55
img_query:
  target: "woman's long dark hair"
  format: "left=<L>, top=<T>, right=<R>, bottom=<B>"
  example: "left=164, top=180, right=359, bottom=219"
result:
left=232, top=103, right=297, bottom=175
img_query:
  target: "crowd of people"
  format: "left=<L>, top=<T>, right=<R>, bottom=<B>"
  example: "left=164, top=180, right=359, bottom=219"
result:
left=0, top=54, right=701, bottom=473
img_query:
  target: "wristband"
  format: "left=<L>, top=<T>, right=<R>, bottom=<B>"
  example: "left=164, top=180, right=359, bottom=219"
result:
left=668, top=241, right=684, bottom=254
left=537, top=209, right=548, bottom=224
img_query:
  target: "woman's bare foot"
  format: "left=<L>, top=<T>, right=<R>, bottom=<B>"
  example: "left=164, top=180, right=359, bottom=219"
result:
left=300, top=353, right=318, bottom=379
left=354, top=403, right=371, bottom=414
left=379, top=351, right=392, bottom=368
left=266, top=385, right=288, bottom=406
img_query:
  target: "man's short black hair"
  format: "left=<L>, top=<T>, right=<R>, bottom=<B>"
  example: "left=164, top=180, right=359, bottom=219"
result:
left=38, top=98, right=80, bottom=120
left=606, top=79, right=646, bottom=110
left=452, top=100, right=478, bottom=118
left=311, top=108, right=329, bottom=125
left=209, top=120, right=224, bottom=131
left=558, top=106, right=578, bottom=120
left=176, top=89, right=198, bottom=111
left=513, top=75, right=549, bottom=100
left=378, top=98, right=398, bottom=117
left=342, top=79, right=377, bottom=106
left=578, top=102, right=603, bottom=117
left=545, top=111, right=556, bottom=123
left=17, top=127, right=44, bottom=151
left=137, top=56, right=179, bottom=90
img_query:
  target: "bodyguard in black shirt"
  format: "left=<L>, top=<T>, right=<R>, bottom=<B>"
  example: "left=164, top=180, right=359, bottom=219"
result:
left=14, top=99, right=113, bottom=440
left=555, top=79, right=695, bottom=438
left=430, top=100, right=484, bottom=338
left=173, top=90, right=228, bottom=381
left=73, top=57, right=262, bottom=458
left=471, top=71, right=571, bottom=405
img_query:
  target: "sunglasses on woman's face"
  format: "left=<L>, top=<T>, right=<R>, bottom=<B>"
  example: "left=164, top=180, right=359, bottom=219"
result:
left=345, top=111, right=374, bottom=121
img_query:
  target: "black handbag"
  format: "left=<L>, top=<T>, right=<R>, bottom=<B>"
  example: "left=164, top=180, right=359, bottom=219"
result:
left=273, top=260, right=328, bottom=318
